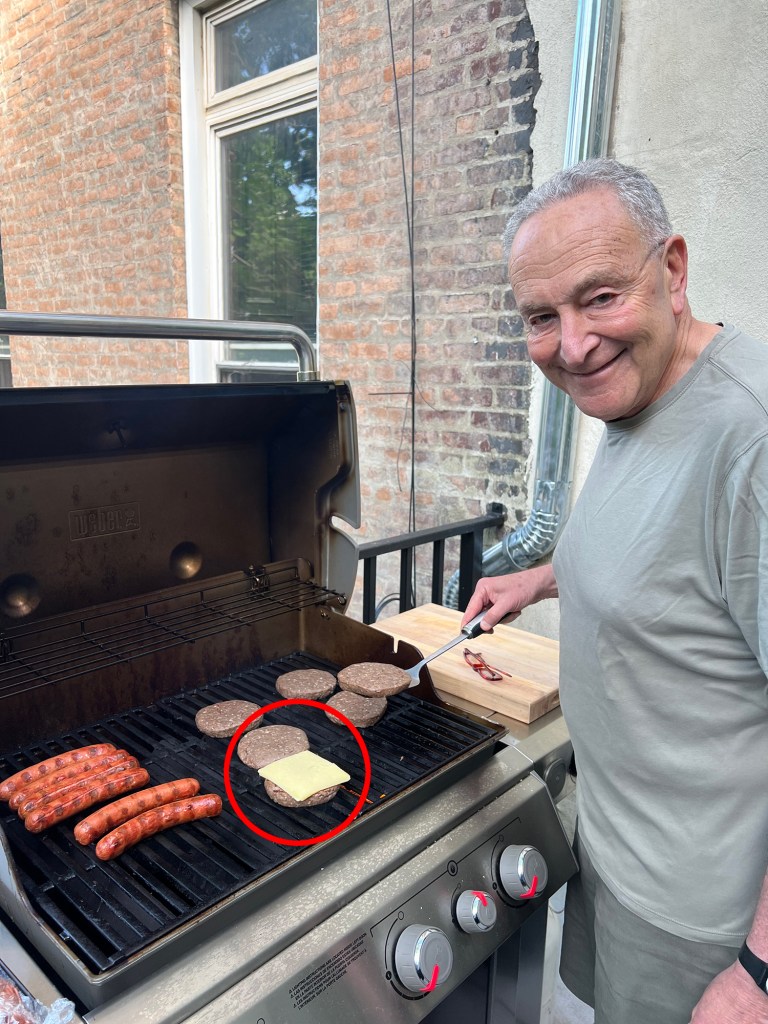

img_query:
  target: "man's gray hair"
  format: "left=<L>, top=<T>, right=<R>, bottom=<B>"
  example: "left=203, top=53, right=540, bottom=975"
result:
left=502, top=158, right=673, bottom=261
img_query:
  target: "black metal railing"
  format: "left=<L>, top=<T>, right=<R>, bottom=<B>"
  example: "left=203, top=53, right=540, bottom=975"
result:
left=356, top=504, right=506, bottom=623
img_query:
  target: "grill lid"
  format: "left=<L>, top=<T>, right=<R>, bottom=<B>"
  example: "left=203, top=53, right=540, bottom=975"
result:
left=0, top=381, right=360, bottom=626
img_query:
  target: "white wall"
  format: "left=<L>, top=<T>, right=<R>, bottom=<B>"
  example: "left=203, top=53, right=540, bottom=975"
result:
left=512, top=0, right=768, bottom=640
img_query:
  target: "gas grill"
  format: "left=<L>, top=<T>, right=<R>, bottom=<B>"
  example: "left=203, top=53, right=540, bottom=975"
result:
left=0, top=316, right=576, bottom=1024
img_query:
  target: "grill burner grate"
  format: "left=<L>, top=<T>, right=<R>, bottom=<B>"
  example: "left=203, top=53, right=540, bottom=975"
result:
left=0, top=653, right=497, bottom=975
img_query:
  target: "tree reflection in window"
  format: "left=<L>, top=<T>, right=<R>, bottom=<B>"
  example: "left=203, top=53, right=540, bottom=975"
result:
left=223, top=110, right=317, bottom=343
left=215, top=0, right=316, bottom=91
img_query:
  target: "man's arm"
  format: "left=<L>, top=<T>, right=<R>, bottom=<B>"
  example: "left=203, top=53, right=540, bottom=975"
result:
left=689, top=870, right=768, bottom=1023
left=692, top=439, right=768, bottom=1021
left=460, top=563, right=559, bottom=630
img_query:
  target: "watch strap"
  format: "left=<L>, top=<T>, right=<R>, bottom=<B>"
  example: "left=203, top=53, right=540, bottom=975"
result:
left=738, top=940, right=768, bottom=994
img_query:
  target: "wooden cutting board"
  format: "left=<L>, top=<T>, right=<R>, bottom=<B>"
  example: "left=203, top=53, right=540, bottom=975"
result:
left=372, top=603, right=560, bottom=724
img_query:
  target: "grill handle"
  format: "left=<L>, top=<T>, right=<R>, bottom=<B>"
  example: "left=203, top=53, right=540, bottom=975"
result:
left=0, top=311, right=318, bottom=380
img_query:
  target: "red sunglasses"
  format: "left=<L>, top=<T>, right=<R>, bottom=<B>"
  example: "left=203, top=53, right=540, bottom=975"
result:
left=463, top=648, right=513, bottom=683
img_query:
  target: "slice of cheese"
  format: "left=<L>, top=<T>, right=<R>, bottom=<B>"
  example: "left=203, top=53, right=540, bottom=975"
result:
left=258, top=750, right=351, bottom=802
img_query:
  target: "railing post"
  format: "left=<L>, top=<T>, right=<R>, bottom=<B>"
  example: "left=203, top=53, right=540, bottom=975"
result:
left=458, top=528, right=484, bottom=611
left=399, top=548, right=415, bottom=612
left=362, top=557, right=377, bottom=624
left=431, top=539, right=445, bottom=605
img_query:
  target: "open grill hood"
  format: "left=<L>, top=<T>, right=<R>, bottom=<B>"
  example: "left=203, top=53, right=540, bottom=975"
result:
left=0, top=381, right=360, bottom=638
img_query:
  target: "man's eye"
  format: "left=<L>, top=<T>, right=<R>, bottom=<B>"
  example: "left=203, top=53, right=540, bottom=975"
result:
left=527, top=312, right=555, bottom=329
left=590, top=292, right=614, bottom=306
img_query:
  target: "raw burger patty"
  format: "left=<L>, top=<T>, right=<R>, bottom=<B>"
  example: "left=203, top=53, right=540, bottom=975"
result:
left=276, top=669, right=336, bottom=700
left=325, top=690, right=386, bottom=728
left=337, top=662, right=410, bottom=698
left=195, top=700, right=262, bottom=739
left=237, top=725, right=310, bottom=770
left=263, top=779, right=340, bottom=807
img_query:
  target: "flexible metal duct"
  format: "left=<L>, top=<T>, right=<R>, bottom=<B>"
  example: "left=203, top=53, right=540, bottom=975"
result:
left=445, top=0, right=621, bottom=606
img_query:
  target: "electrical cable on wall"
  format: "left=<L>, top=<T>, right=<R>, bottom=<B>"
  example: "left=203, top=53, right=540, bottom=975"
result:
left=382, top=0, right=418, bottom=616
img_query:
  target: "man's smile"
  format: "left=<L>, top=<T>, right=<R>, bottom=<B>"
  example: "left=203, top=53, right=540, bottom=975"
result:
left=564, top=348, right=625, bottom=379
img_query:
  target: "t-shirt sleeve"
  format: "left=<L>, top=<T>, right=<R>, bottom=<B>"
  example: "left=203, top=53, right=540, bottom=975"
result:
left=715, top=433, right=768, bottom=694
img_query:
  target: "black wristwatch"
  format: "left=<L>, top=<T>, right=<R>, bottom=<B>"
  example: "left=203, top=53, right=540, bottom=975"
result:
left=738, top=941, right=768, bottom=994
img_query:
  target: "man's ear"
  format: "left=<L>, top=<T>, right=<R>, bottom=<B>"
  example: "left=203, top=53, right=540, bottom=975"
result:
left=664, top=234, right=689, bottom=316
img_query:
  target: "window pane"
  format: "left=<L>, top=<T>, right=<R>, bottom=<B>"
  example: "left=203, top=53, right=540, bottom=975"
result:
left=222, top=109, right=317, bottom=344
left=215, top=0, right=317, bottom=92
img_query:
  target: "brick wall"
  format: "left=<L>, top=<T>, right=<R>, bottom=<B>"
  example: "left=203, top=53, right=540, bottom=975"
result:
left=317, top=0, right=540, bottom=611
left=0, top=0, right=188, bottom=385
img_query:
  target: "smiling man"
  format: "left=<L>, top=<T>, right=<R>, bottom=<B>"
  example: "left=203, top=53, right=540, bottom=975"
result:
left=509, top=186, right=717, bottom=422
left=462, top=159, right=768, bottom=1024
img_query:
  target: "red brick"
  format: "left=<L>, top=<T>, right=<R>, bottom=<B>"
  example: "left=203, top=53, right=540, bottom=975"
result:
left=383, top=52, right=432, bottom=82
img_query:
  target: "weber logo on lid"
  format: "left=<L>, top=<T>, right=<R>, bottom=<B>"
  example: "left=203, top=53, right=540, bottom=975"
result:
left=69, top=503, right=141, bottom=540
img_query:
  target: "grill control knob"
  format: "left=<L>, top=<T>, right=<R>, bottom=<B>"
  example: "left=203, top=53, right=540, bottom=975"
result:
left=455, top=890, right=497, bottom=933
left=498, top=844, right=548, bottom=900
left=394, top=924, right=454, bottom=993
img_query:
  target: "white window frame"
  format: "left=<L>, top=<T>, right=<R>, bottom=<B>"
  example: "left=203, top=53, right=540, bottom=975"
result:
left=179, top=0, right=318, bottom=382
left=0, top=338, right=10, bottom=388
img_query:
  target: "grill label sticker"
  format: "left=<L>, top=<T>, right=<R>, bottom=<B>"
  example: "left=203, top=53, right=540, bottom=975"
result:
left=69, top=503, right=140, bottom=541
left=289, top=934, right=368, bottom=1011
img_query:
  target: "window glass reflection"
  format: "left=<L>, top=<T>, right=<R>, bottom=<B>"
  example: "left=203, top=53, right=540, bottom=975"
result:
left=223, top=109, right=317, bottom=347
left=214, top=0, right=317, bottom=92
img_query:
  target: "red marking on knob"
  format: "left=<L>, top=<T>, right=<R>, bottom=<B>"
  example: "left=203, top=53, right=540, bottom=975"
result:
left=422, top=964, right=440, bottom=992
left=520, top=874, right=539, bottom=899
left=472, top=890, right=488, bottom=905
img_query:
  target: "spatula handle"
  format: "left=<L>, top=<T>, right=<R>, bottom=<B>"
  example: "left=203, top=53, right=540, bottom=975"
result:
left=461, top=610, right=490, bottom=639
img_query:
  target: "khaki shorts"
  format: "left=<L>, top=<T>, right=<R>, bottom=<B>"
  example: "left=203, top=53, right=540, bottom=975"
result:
left=560, top=826, right=739, bottom=1024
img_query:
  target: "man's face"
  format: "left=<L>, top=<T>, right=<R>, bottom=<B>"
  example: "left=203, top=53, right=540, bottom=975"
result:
left=509, top=188, right=685, bottom=421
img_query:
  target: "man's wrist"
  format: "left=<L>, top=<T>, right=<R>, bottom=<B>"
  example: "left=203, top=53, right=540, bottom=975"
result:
left=738, top=940, right=768, bottom=995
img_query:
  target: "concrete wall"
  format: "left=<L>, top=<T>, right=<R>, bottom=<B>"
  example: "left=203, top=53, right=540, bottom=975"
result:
left=512, top=0, right=768, bottom=640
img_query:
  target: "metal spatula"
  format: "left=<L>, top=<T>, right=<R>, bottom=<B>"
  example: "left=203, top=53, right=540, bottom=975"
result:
left=405, top=610, right=489, bottom=688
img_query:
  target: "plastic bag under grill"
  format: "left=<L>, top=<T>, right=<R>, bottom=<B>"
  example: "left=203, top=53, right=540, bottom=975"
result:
left=0, top=971, right=74, bottom=1024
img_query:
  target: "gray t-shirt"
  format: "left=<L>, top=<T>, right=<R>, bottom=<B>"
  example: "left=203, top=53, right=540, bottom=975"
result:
left=554, top=323, right=768, bottom=945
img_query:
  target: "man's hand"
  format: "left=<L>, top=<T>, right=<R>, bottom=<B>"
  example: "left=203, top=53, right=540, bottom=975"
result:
left=460, top=564, right=559, bottom=631
left=689, top=961, right=768, bottom=1024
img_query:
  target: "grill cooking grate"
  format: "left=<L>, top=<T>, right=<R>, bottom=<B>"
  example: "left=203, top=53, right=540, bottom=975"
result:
left=0, top=653, right=497, bottom=975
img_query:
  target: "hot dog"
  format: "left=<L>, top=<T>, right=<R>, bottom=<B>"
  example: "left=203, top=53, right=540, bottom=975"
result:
left=94, top=794, right=222, bottom=860
left=9, top=749, right=134, bottom=810
left=17, top=758, right=140, bottom=819
left=0, top=743, right=116, bottom=801
left=24, top=767, right=150, bottom=833
left=74, top=778, right=201, bottom=844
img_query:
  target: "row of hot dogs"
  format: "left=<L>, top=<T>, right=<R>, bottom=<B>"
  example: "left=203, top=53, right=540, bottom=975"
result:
left=0, top=743, right=222, bottom=860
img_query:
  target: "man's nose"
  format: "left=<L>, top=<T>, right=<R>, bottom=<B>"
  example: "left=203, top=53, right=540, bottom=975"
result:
left=558, top=309, right=600, bottom=367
